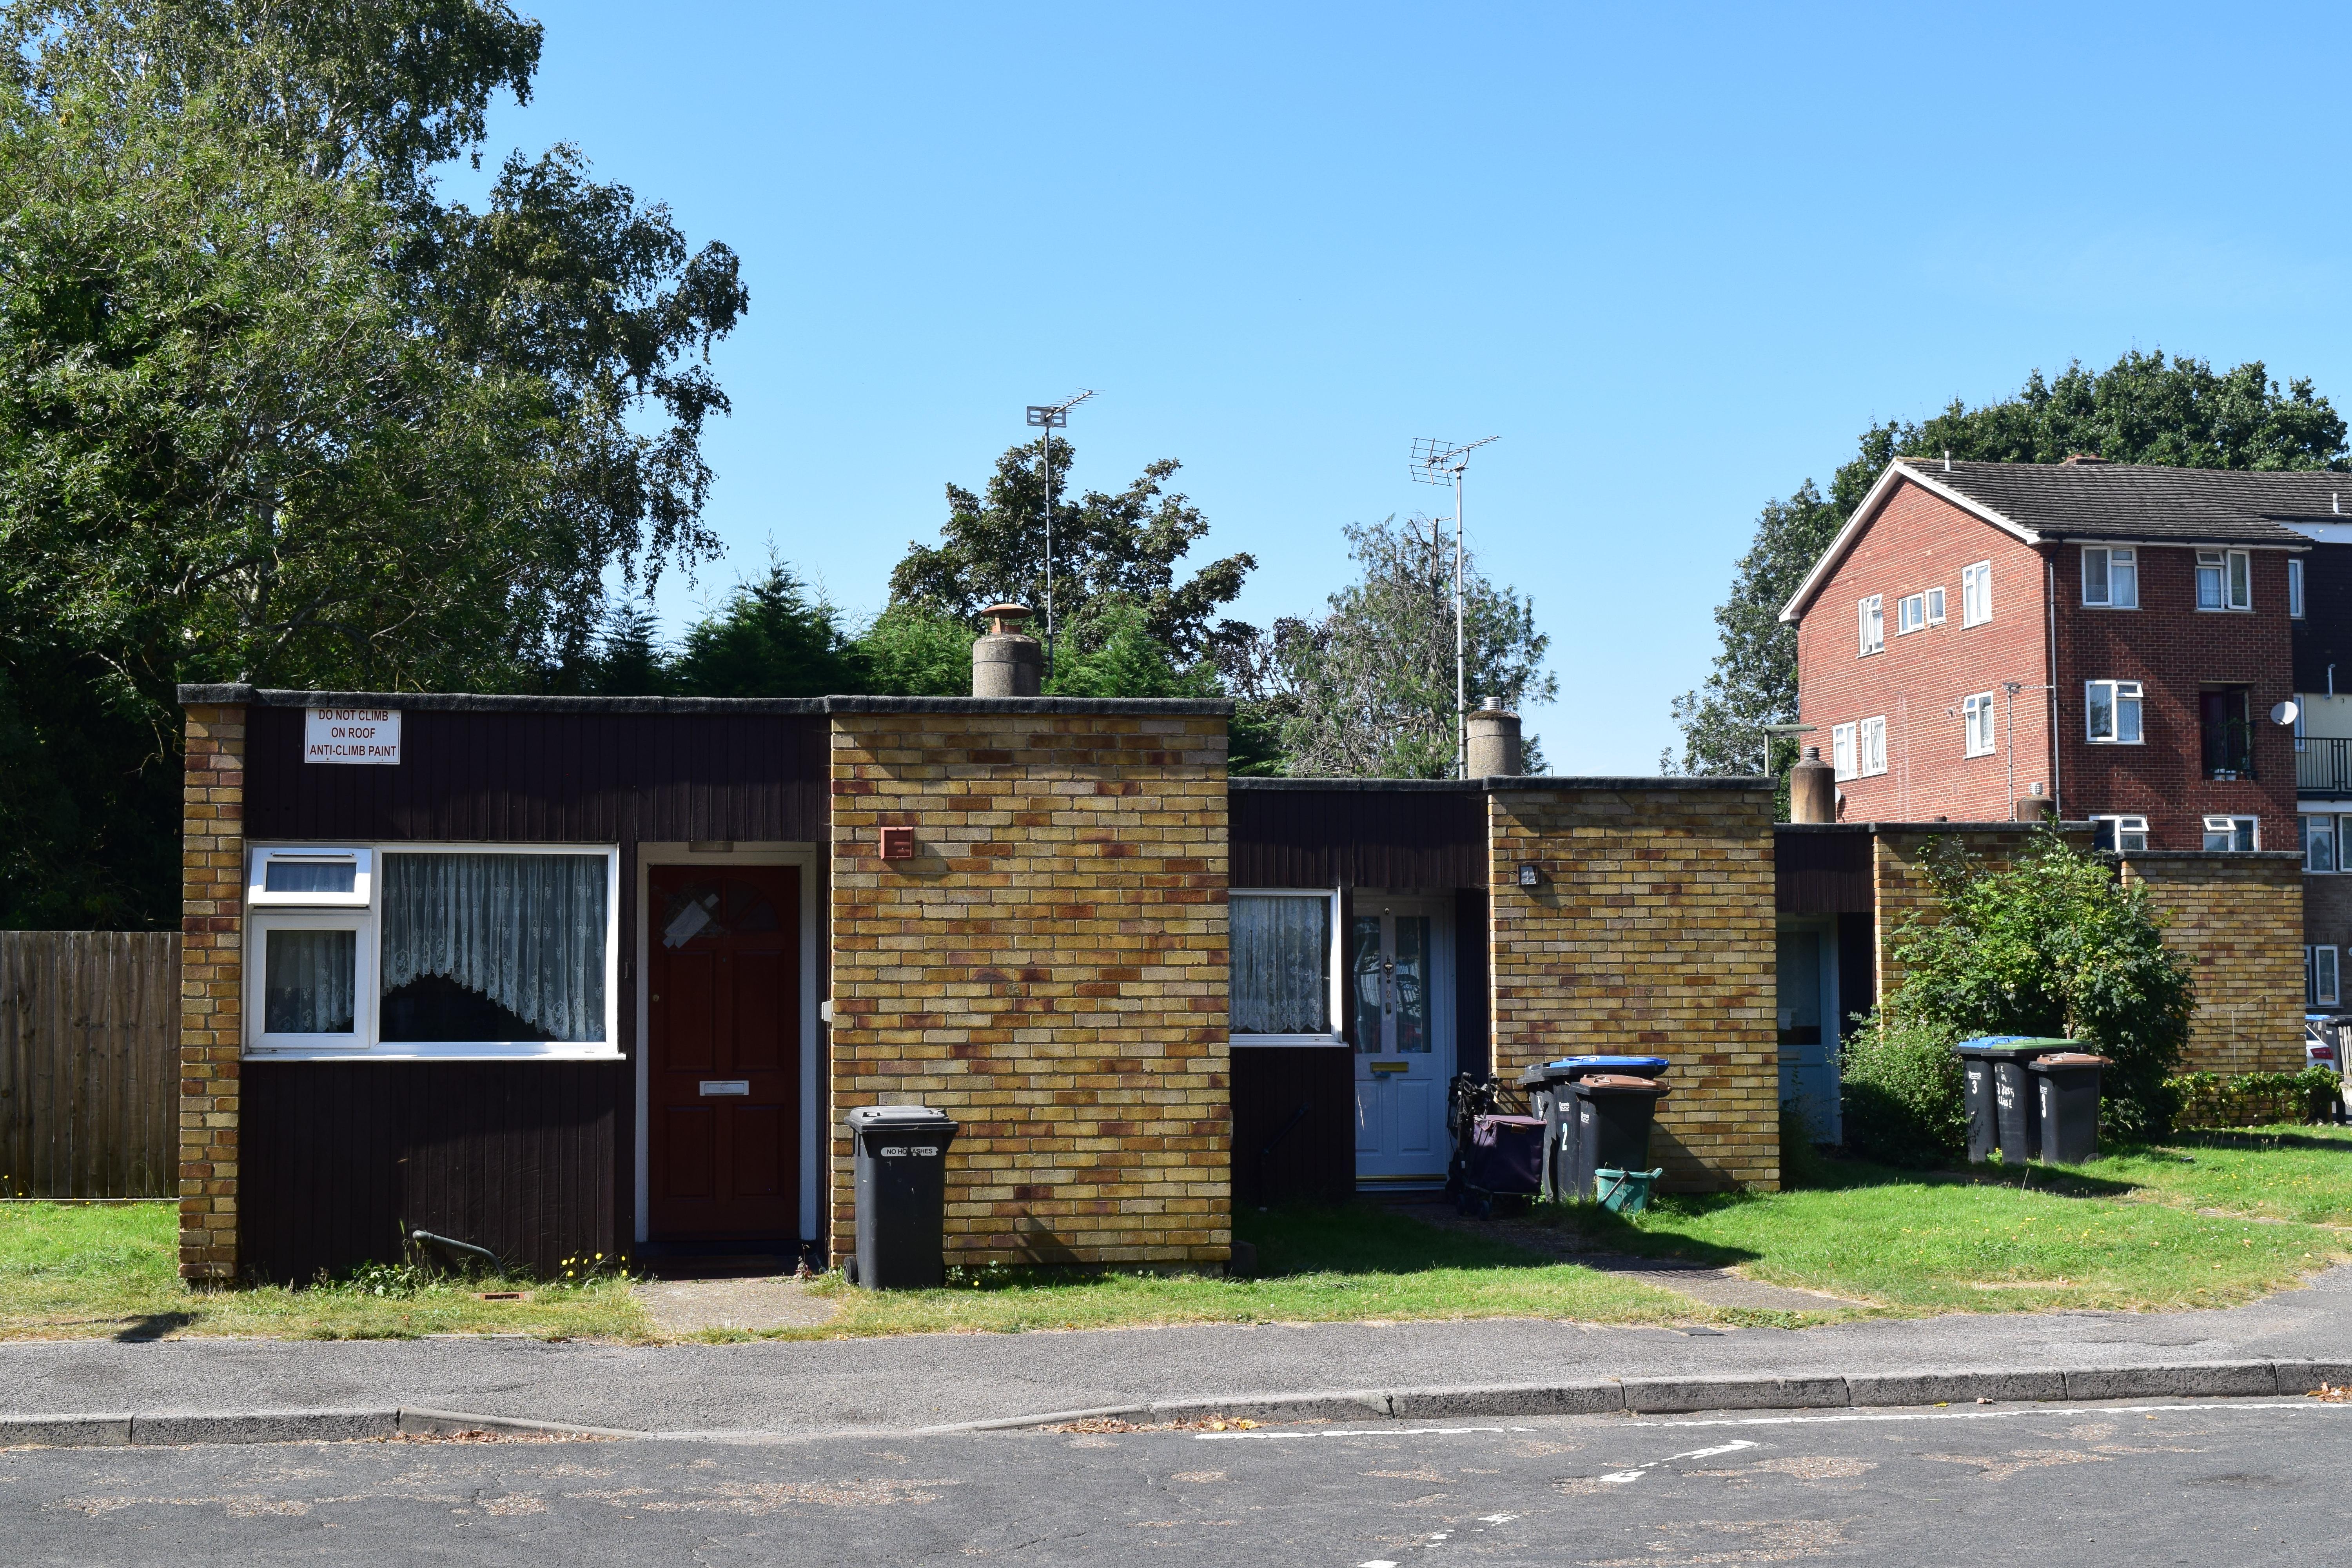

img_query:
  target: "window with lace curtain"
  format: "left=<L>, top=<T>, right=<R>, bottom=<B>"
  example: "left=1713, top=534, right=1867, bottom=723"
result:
left=1229, top=889, right=1343, bottom=1045
left=245, top=843, right=618, bottom=1059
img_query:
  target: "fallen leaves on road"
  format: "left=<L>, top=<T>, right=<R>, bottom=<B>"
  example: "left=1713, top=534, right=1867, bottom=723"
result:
left=2306, top=1383, right=2352, bottom=1403
left=1042, top=1415, right=1265, bottom=1434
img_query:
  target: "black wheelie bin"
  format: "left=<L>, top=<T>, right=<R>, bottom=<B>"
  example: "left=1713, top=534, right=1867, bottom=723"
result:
left=1516, top=1056, right=1669, bottom=1200
left=846, top=1104, right=958, bottom=1288
left=1556, top=1074, right=1673, bottom=1201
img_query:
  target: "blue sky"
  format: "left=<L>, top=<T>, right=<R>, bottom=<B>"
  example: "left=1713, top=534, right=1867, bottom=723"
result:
left=457, top=2, right=2352, bottom=771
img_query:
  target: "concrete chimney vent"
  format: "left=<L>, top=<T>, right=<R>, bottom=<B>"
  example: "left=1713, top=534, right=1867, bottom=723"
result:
left=1465, top=703, right=1523, bottom=779
left=973, top=603, right=1042, bottom=697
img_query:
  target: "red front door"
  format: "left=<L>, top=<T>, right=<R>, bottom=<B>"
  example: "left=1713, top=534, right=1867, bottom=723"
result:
left=647, top=866, right=800, bottom=1240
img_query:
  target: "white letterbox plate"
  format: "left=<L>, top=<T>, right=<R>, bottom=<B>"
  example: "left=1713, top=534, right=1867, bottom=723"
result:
left=699, top=1080, right=750, bottom=1096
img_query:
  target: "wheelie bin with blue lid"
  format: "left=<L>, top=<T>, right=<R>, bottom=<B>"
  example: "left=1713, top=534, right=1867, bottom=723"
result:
left=1517, top=1056, right=1669, bottom=1200
left=1952, top=1036, right=2073, bottom=1163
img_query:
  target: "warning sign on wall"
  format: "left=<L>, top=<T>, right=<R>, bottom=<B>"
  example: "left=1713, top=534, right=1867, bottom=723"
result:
left=304, top=708, right=401, bottom=765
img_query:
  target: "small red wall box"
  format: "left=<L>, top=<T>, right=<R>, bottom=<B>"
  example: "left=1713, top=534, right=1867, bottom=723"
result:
left=878, top=826, right=915, bottom=860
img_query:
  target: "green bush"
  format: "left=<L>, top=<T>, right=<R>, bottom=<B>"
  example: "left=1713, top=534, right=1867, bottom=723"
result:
left=1886, top=830, right=2193, bottom=1140
left=1838, top=1012, right=1966, bottom=1166
left=2168, top=1068, right=2342, bottom=1129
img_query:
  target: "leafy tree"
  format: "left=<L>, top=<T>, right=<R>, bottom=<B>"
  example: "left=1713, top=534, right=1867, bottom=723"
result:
left=886, top=437, right=1255, bottom=666
left=670, top=564, right=863, bottom=700
left=853, top=605, right=977, bottom=699
left=0, top=0, right=744, bottom=926
left=1669, top=352, right=2348, bottom=786
left=1230, top=516, right=1556, bottom=778
left=1045, top=601, right=1217, bottom=700
left=1884, top=832, right=2195, bottom=1142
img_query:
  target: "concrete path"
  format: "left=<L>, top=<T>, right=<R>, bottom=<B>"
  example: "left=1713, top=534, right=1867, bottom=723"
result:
left=4, top=1267, right=2351, bottom=1438
left=632, top=1278, right=838, bottom=1336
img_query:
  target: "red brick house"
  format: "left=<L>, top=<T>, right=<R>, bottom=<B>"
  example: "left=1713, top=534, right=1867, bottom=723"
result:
left=1780, top=457, right=2320, bottom=852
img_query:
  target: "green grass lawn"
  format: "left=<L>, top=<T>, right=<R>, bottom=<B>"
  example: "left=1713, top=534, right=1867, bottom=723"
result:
left=0, top=1204, right=650, bottom=1341
left=11, top=1124, right=2352, bottom=1342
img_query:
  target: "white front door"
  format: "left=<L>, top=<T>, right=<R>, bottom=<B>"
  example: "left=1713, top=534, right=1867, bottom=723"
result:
left=1776, top=918, right=1841, bottom=1141
left=1352, top=897, right=1454, bottom=1184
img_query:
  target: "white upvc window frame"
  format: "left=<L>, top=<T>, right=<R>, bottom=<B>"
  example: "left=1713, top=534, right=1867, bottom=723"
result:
left=1831, top=722, right=1858, bottom=781
left=1858, top=715, right=1888, bottom=777
left=243, top=840, right=622, bottom=1063
left=2091, top=814, right=2150, bottom=853
left=1897, top=593, right=1925, bottom=636
left=247, top=846, right=373, bottom=908
left=2081, top=546, right=2139, bottom=609
left=2291, top=557, right=2307, bottom=619
left=2312, top=945, right=2341, bottom=1008
left=1227, top=886, right=1346, bottom=1047
left=1858, top=595, right=1884, bottom=655
left=1961, top=561, right=1993, bottom=626
left=2305, top=814, right=2338, bottom=874
left=1962, top=692, right=1996, bottom=757
left=1926, top=585, right=1945, bottom=625
left=247, top=911, right=376, bottom=1053
left=2197, top=548, right=2252, bottom=612
left=2203, top=815, right=2259, bottom=852
left=2085, top=679, right=2145, bottom=744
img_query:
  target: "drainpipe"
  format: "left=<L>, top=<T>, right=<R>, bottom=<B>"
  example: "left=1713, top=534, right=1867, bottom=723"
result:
left=2045, top=556, right=2063, bottom=822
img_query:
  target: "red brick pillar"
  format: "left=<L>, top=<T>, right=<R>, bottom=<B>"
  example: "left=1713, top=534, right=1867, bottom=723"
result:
left=179, top=703, right=245, bottom=1279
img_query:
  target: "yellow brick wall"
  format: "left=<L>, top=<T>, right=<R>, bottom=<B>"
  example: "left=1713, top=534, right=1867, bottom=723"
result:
left=1486, top=785, right=1779, bottom=1192
left=827, top=708, right=1230, bottom=1268
left=2120, top=853, right=2305, bottom=1075
left=179, top=704, right=245, bottom=1279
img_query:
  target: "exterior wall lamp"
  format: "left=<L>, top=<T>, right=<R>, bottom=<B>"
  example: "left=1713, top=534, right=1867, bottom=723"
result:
left=1517, top=863, right=1542, bottom=888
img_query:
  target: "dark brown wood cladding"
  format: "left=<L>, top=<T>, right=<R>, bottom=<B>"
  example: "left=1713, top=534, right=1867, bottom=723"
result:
left=1231, top=787, right=1485, bottom=888
left=1230, top=1046, right=1354, bottom=1207
left=241, top=1061, right=621, bottom=1283
left=1454, top=888, right=1490, bottom=1078
left=244, top=705, right=828, bottom=844
left=1775, top=828, right=1873, bottom=913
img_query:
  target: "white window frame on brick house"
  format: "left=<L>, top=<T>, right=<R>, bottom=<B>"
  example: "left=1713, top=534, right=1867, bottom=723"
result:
left=1859, top=715, right=1888, bottom=777
left=243, top=841, right=622, bottom=1062
left=2085, top=679, right=2144, bottom=744
left=2291, top=557, right=2307, bottom=619
left=1858, top=595, right=1884, bottom=655
left=2203, top=815, right=2259, bottom=851
left=1831, top=722, right=1857, bottom=781
left=1927, top=586, right=1945, bottom=624
left=247, top=846, right=372, bottom=908
left=2311, top=946, right=2340, bottom=1008
left=1962, top=692, right=1996, bottom=757
left=2081, top=546, right=2139, bottom=608
left=1962, top=561, right=1993, bottom=626
left=2091, top=814, right=2150, bottom=853
left=2305, top=814, right=2337, bottom=873
left=2197, top=549, right=2252, bottom=611
left=1227, top=887, right=1345, bottom=1047
left=1897, top=592, right=1924, bottom=636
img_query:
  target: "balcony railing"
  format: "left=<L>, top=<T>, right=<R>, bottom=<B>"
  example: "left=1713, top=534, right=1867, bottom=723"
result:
left=2299, top=737, right=2352, bottom=796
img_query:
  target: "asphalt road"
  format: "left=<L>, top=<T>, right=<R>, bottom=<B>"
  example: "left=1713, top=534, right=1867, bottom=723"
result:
left=6, top=1397, right=2350, bottom=1565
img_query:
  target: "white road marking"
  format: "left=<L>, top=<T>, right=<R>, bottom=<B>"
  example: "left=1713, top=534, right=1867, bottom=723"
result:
left=1626, top=1402, right=2352, bottom=1431
left=1358, top=1560, right=1400, bottom=1567
left=1477, top=1513, right=1519, bottom=1524
left=1594, top=1470, right=1645, bottom=1485
left=1570, top=1436, right=1758, bottom=1487
left=1196, top=1425, right=1509, bottom=1441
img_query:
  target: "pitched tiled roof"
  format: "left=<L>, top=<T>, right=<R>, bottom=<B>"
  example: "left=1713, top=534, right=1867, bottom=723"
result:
left=1909, top=459, right=2338, bottom=546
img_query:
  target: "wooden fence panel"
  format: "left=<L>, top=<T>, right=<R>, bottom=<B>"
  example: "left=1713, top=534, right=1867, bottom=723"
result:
left=0, top=932, right=179, bottom=1198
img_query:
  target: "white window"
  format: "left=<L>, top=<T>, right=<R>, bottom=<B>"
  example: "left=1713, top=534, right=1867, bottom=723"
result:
left=1926, top=586, right=1946, bottom=625
left=1859, top=715, right=1888, bottom=777
left=2197, top=549, right=2252, bottom=611
left=1898, top=593, right=1925, bottom=635
left=1229, top=889, right=1343, bottom=1044
left=2092, top=815, right=2150, bottom=854
left=2312, top=946, right=2341, bottom=1007
left=1831, top=722, right=1857, bottom=781
left=1858, top=595, right=1884, bottom=655
left=2085, top=679, right=2144, bottom=744
left=2291, top=557, right=2307, bottom=619
left=244, top=843, right=619, bottom=1060
left=247, top=847, right=372, bottom=908
left=1961, top=561, right=1993, bottom=626
left=2203, top=815, right=2258, bottom=852
left=2305, top=815, right=2337, bottom=873
left=2082, top=547, right=2138, bottom=608
left=1962, top=692, right=1996, bottom=757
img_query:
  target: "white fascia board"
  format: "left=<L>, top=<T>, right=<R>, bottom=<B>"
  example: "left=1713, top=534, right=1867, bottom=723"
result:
left=1776, top=463, right=2038, bottom=624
